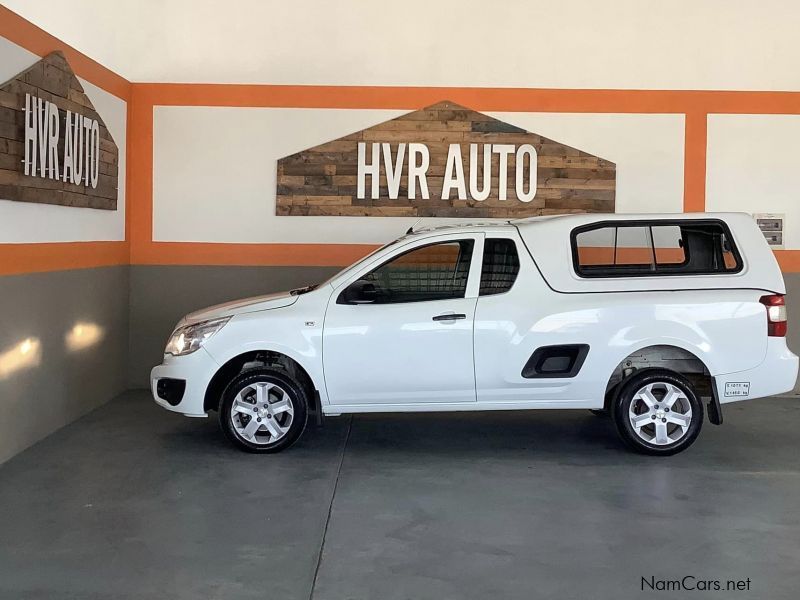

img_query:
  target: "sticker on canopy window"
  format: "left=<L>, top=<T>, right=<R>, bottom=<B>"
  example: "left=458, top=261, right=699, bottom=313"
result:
left=724, top=382, right=750, bottom=397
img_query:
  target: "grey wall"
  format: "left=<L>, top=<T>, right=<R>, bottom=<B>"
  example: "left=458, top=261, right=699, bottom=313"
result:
left=0, top=266, right=129, bottom=464
left=0, top=264, right=337, bottom=463
left=783, top=274, right=800, bottom=392
left=128, top=265, right=340, bottom=387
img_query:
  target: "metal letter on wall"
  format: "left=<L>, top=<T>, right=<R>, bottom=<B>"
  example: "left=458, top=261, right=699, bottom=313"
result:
left=276, top=101, right=615, bottom=218
left=0, top=51, right=118, bottom=210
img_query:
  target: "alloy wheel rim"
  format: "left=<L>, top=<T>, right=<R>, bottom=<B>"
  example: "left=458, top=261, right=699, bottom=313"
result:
left=628, top=382, right=693, bottom=446
left=230, top=382, right=294, bottom=445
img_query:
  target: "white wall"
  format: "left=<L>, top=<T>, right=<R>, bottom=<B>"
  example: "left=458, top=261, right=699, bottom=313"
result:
left=152, top=107, right=685, bottom=244
left=490, top=113, right=684, bottom=215
left=5, top=0, right=800, bottom=91
left=154, top=106, right=404, bottom=244
left=707, top=114, right=800, bottom=250
left=0, top=37, right=126, bottom=243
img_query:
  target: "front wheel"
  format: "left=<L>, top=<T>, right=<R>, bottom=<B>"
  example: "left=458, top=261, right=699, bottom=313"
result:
left=612, top=369, right=703, bottom=456
left=219, top=367, right=309, bottom=453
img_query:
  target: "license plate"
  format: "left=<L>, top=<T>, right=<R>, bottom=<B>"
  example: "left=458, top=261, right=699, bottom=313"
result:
left=724, top=382, right=750, bottom=397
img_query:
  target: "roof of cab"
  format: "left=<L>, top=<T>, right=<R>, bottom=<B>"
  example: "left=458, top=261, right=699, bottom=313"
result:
left=411, top=221, right=515, bottom=234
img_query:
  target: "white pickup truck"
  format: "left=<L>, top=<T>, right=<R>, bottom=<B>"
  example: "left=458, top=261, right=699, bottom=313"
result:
left=151, top=213, right=798, bottom=456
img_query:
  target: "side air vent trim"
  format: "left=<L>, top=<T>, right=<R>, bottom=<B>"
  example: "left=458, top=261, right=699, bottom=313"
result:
left=521, top=344, right=590, bottom=379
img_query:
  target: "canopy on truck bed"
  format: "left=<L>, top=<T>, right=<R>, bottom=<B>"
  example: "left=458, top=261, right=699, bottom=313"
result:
left=513, top=212, right=785, bottom=294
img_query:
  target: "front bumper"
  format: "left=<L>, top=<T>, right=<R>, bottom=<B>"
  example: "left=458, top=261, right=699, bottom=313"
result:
left=150, top=347, right=219, bottom=417
left=714, top=339, right=799, bottom=404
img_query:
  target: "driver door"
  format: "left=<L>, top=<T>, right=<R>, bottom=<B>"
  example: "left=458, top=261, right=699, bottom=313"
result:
left=323, top=233, right=484, bottom=407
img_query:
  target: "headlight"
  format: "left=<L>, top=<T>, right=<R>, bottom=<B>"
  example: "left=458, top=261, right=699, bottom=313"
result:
left=165, top=317, right=230, bottom=356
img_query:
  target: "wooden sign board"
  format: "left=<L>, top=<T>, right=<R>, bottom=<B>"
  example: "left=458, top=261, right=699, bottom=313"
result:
left=277, top=101, right=615, bottom=218
left=0, top=51, right=118, bottom=210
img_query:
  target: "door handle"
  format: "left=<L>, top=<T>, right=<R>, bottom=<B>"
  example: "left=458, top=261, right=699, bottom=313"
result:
left=432, top=313, right=467, bottom=321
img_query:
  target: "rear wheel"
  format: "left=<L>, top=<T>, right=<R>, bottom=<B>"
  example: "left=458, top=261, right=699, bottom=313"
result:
left=613, top=369, right=703, bottom=456
left=219, top=367, right=309, bottom=453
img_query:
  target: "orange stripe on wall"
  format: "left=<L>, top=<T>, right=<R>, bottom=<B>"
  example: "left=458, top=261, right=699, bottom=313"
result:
left=773, top=251, right=800, bottom=273
left=134, top=243, right=378, bottom=268
left=0, top=242, right=128, bottom=276
left=128, top=87, right=153, bottom=263
left=683, top=112, right=707, bottom=212
left=134, top=83, right=800, bottom=114
left=0, top=6, right=130, bottom=100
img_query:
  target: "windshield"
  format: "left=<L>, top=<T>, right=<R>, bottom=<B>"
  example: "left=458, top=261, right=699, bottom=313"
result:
left=321, top=235, right=408, bottom=287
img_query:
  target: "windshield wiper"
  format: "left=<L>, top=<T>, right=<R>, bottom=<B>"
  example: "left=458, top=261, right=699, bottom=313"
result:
left=290, top=284, right=319, bottom=296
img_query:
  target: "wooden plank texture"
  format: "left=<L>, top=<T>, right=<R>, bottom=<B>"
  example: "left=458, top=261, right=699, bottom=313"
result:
left=0, top=51, right=118, bottom=210
left=276, top=100, right=615, bottom=217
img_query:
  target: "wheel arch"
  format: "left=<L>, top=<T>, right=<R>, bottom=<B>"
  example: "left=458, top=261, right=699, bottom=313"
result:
left=602, top=343, right=714, bottom=412
left=204, top=349, right=319, bottom=413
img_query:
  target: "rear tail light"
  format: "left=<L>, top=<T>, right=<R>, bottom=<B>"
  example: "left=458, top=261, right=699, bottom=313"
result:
left=760, top=294, right=787, bottom=337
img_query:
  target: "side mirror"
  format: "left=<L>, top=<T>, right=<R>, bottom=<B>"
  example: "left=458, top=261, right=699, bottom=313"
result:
left=341, top=280, right=378, bottom=304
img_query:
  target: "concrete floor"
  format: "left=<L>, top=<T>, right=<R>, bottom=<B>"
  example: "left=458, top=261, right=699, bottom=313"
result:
left=1, top=391, right=799, bottom=600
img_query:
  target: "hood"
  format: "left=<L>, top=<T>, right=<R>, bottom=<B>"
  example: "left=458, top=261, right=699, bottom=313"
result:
left=184, top=291, right=298, bottom=324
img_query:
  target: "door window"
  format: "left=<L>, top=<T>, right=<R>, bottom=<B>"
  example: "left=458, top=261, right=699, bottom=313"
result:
left=360, top=240, right=474, bottom=303
left=480, top=239, right=520, bottom=295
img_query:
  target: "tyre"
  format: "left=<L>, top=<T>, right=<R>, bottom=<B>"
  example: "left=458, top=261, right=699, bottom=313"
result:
left=219, top=367, right=309, bottom=453
left=612, top=369, right=703, bottom=456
